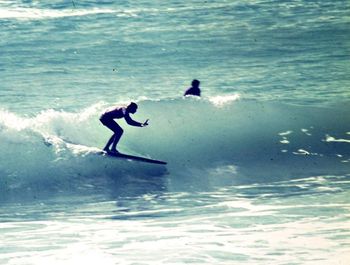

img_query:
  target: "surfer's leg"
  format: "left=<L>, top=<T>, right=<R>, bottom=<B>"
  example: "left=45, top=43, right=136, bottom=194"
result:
left=101, top=118, right=123, bottom=152
left=111, top=127, right=123, bottom=152
left=103, top=134, right=115, bottom=152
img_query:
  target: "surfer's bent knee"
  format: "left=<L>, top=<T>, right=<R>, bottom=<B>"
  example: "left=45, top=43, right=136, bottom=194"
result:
left=115, top=127, right=123, bottom=134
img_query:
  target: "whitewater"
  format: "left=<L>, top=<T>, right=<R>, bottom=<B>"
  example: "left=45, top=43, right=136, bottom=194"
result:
left=0, top=1, right=349, bottom=265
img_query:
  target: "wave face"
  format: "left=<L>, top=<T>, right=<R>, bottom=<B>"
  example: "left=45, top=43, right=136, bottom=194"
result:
left=1, top=98, right=349, bottom=202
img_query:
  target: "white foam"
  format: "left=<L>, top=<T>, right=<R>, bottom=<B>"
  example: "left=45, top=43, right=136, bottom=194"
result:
left=208, top=94, right=240, bottom=107
left=280, top=139, right=290, bottom=144
left=325, top=134, right=350, bottom=143
left=0, top=7, right=116, bottom=20
left=301, top=128, right=312, bottom=136
left=0, top=109, right=30, bottom=131
left=279, top=130, right=293, bottom=136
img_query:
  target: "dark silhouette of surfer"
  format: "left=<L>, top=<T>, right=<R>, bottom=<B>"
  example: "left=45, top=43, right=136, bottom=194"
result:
left=100, top=102, right=149, bottom=153
left=184, top=79, right=201, bottom=97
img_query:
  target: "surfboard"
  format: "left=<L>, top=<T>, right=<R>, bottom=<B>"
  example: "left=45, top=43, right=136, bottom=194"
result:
left=101, top=151, right=167, bottom=165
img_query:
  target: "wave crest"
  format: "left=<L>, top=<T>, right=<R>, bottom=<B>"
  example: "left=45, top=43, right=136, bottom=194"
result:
left=0, top=99, right=349, bottom=202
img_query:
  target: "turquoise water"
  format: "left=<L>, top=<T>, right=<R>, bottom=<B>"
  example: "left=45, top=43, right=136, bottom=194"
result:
left=0, top=1, right=349, bottom=264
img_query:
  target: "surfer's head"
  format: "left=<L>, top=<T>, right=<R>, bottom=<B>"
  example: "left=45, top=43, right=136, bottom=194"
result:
left=127, top=102, right=138, bottom=114
left=192, top=79, right=200, bottom=88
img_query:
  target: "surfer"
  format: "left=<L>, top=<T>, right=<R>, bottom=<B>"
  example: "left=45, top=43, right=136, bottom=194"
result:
left=100, top=102, right=149, bottom=153
left=184, top=79, right=201, bottom=97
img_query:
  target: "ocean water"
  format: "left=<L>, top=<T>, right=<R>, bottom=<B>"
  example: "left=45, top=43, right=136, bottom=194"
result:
left=0, top=0, right=349, bottom=264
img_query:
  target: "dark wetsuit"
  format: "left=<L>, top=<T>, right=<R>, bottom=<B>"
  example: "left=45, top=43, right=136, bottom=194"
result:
left=100, top=107, right=143, bottom=152
left=184, top=86, right=201, bottom=97
left=100, top=107, right=142, bottom=130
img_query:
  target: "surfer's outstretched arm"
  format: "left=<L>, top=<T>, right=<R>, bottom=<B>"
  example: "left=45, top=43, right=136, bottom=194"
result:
left=124, top=114, right=149, bottom=127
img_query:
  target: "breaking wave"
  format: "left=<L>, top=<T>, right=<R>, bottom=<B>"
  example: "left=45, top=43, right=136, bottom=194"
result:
left=0, top=97, right=349, bottom=202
